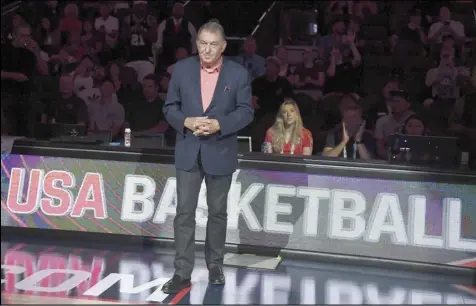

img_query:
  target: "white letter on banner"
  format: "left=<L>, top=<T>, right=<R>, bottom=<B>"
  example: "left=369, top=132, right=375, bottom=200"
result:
left=300, top=277, right=316, bottom=304
left=408, top=196, right=443, bottom=248
left=264, top=185, right=295, bottom=234
left=261, top=274, right=291, bottom=305
left=153, top=178, right=178, bottom=224
left=297, top=187, right=330, bottom=236
left=364, top=284, right=406, bottom=304
left=1, top=265, right=26, bottom=284
left=227, top=183, right=263, bottom=231
left=409, top=290, right=442, bottom=304
left=85, top=259, right=168, bottom=303
left=445, top=198, right=476, bottom=251
left=222, top=269, right=260, bottom=305
left=121, top=175, right=156, bottom=222
left=329, top=190, right=366, bottom=240
left=15, top=269, right=90, bottom=292
left=365, top=193, right=408, bottom=245
left=325, top=280, right=363, bottom=304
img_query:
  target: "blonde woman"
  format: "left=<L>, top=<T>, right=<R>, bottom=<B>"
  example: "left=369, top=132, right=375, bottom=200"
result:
left=263, top=99, right=313, bottom=155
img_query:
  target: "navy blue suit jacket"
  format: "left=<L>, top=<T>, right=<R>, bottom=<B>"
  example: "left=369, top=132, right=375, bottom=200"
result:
left=163, top=56, right=254, bottom=175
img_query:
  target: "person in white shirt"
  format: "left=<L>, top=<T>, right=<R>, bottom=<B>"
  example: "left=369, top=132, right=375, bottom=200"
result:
left=95, top=3, right=119, bottom=49
left=428, top=5, right=465, bottom=44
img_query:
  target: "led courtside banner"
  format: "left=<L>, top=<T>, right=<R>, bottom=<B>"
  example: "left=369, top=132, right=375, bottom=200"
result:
left=1, top=154, right=475, bottom=266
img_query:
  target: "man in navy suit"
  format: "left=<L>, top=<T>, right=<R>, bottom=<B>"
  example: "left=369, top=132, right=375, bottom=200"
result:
left=161, top=19, right=254, bottom=293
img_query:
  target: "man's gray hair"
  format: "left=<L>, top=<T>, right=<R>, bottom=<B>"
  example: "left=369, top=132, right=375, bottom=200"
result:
left=197, top=19, right=226, bottom=41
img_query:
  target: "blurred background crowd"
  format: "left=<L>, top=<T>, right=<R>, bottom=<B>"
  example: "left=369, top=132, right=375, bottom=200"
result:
left=1, top=0, right=475, bottom=166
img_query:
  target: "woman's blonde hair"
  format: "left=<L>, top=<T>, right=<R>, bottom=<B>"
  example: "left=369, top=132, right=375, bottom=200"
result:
left=269, top=99, right=304, bottom=153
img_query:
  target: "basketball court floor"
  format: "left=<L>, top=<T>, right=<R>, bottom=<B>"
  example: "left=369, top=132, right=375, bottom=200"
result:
left=1, top=236, right=475, bottom=305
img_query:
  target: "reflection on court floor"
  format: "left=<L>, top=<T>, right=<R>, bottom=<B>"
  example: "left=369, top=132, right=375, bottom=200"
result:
left=1, top=241, right=475, bottom=304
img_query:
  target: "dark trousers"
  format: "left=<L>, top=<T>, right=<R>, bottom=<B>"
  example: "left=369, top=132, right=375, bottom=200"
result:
left=174, top=153, right=232, bottom=278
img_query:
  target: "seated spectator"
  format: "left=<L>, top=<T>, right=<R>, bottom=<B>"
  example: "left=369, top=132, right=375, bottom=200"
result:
left=431, top=35, right=463, bottom=64
left=166, top=47, right=189, bottom=75
left=72, top=56, right=95, bottom=97
left=81, top=19, right=103, bottom=56
left=295, top=48, right=325, bottom=90
left=122, top=0, right=157, bottom=82
left=365, top=78, right=401, bottom=130
left=428, top=5, right=465, bottom=45
left=125, top=74, right=168, bottom=134
left=38, top=1, right=61, bottom=33
left=263, top=99, right=313, bottom=155
left=1, top=23, right=49, bottom=136
left=275, top=46, right=291, bottom=77
left=325, top=31, right=362, bottom=94
left=425, top=48, right=467, bottom=100
left=95, top=3, right=119, bottom=50
left=251, top=56, right=293, bottom=122
left=60, top=3, right=82, bottom=37
left=35, top=17, right=61, bottom=55
left=43, top=74, right=89, bottom=127
left=116, top=66, right=141, bottom=106
left=106, top=61, right=123, bottom=90
left=4, top=14, right=26, bottom=43
left=348, top=17, right=365, bottom=48
left=53, top=33, right=86, bottom=67
left=158, top=72, right=170, bottom=100
left=88, top=78, right=125, bottom=139
left=323, top=95, right=374, bottom=160
left=233, top=36, right=266, bottom=80
left=157, top=2, right=197, bottom=66
left=395, top=8, right=427, bottom=55
left=424, top=48, right=470, bottom=131
left=353, top=0, right=378, bottom=20
left=375, top=90, right=415, bottom=159
left=325, top=1, right=353, bottom=26
left=319, top=17, right=346, bottom=55
left=402, top=114, right=427, bottom=136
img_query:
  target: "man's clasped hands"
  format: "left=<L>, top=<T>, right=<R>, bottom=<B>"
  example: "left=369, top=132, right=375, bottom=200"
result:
left=184, top=117, right=220, bottom=136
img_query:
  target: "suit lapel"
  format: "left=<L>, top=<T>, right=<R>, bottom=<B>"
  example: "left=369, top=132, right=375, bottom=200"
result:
left=192, top=57, right=203, bottom=109
left=205, top=59, right=228, bottom=113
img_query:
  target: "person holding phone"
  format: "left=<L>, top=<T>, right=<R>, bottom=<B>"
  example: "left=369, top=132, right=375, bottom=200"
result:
left=428, top=6, right=465, bottom=44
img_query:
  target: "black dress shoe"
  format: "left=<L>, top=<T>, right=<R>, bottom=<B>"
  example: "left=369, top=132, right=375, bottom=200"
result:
left=208, top=265, right=225, bottom=285
left=161, top=274, right=191, bottom=294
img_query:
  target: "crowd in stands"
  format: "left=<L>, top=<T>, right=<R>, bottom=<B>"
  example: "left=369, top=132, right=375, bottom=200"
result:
left=1, top=0, right=475, bottom=167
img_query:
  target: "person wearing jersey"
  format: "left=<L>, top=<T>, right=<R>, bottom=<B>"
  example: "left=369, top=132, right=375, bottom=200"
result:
left=157, top=2, right=197, bottom=67
left=123, top=0, right=157, bottom=81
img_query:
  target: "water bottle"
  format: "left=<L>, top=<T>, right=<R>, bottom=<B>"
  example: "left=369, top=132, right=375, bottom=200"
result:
left=124, top=123, right=131, bottom=147
left=261, top=142, right=270, bottom=153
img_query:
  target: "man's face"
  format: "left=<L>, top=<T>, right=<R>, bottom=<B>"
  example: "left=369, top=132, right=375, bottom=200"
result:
left=175, top=47, right=188, bottom=61
left=383, top=81, right=399, bottom=100
left=266, top=60, right=279, bottom=77
left=243, top=39, right=256, bottom=56
left=134, top=3, right=147, bottom=17
left=142, top=79, right=157, bottom=98
left=197, top=30, right=226, bottom=66
left=59, top=76, right=74, bottom=95
left=99, top=4, right=110, bottom=17
left=100, top=81, right=115, bottom=98
left=440, top=7, right=451, bottom=22
left=333, top=21, right=345, bottom=34
left=14, top=26, right=31, bottom=46
left=389, top=96, right=410, bottom=113
left=172, top=4, right=184, bottom=19
left=409, top=14, right=421, bottom=25
left=276, top=47, right=287, bottom=62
